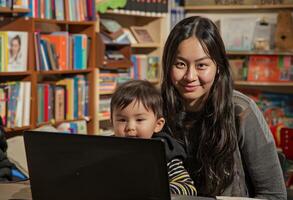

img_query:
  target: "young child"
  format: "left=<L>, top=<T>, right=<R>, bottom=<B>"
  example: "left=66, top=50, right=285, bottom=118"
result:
left=110, top=79, right=196, bottom=196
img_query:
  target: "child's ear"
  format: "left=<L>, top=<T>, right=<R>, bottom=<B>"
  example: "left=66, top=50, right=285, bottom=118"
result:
left=154, top=117, right=165, bottom=133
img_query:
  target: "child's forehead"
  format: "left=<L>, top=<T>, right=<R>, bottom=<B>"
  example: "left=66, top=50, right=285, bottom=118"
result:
left=117, top=99, right=150, bottom=111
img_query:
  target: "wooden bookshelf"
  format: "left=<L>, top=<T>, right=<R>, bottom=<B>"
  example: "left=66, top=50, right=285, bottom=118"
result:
left=96, top=11, right=168, bottom=134
left=0, top=1, right=99, bottom=135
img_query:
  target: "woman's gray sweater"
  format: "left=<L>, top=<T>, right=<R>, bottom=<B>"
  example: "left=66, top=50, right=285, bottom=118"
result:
left=221, top=90, right=287, bottom=199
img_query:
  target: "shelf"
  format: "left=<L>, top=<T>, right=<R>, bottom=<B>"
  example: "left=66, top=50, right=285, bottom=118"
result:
left=0, top=71, right=31, bottom=76
left=37, top=69, right=92, bottom=75
left=98, top=115, right=110, bottom=121
left=33, top=18, right=96, bottom=25
left=100, top=91, right=114, bottom=95
left=0, top=7, right=30, bottom=14
left=184, top=4, right=293, bottom=11
left=102, top=59, right=132, bottom=69
left=235, top=81, right=293, bottom=86
left=227, top=50, right=293, bottom=56
left=131, top=43, right=161, bottom=48
left=4, top=126, right=31, bottom=133
left=37, top=117, right=91, bottom=128
left=104, top=10, right=167, bottom=18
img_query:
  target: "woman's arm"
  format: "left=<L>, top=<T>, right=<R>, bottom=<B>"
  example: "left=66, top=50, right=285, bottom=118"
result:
left=238, top=99, right=287, bottom=200
left=168, top=158, right=197, bottom=196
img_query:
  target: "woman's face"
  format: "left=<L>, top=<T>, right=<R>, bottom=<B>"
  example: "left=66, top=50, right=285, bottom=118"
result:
left=170, top=36, right=217, bottom=111
left=11, top=39, right=20, bottom=56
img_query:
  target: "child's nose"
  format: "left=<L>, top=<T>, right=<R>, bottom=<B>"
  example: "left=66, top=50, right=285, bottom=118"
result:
left=125, top=123, right=136, bottom=137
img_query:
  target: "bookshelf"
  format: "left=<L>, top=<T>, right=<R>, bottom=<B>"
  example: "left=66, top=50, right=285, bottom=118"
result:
left=0, top=1, right=99, bottom=137
left=96, top=10, right=168, bottom=135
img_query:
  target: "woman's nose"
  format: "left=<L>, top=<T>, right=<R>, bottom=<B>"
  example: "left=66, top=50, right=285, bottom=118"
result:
left=184, top=66, right=198, bottom=82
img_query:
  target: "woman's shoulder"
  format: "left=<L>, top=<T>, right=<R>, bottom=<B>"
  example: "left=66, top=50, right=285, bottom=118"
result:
left=233, top=90, right=274, bottom=145
left=233, top=90, right=260, bottom=116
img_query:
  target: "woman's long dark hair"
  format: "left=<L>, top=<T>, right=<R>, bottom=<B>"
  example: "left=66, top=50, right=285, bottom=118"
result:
left=161, top=16, right=237, bottom=196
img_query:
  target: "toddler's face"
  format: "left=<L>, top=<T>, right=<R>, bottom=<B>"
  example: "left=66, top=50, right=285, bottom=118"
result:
left=112, top=100, right=165, bottom=139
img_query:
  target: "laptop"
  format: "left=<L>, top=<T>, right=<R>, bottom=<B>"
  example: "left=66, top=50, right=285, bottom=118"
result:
left=23, top=130, right=171, bottom=200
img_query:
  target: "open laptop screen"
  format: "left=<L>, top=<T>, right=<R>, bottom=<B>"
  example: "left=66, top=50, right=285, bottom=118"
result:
left=24, top=131, right=170, bottom=200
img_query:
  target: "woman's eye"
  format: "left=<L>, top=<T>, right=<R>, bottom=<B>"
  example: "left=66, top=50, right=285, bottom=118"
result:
left=197, top=63, right=208, bottom=69
left=174, top=61, right=186, bottom=69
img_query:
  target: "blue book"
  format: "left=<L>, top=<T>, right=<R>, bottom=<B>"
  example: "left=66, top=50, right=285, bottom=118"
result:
left=73, top=35, right=82, bottom=70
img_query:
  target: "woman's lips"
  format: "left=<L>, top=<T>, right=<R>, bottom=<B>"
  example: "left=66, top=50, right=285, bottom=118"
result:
left=183, top=84, right=200, bottom=92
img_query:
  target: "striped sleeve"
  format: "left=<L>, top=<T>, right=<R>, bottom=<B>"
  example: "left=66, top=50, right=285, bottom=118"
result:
left=167, top=158, right=197, bottom=196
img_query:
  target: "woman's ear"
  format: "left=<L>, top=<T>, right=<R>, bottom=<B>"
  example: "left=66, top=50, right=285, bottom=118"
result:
left=154, top=117, right=165, bottom=133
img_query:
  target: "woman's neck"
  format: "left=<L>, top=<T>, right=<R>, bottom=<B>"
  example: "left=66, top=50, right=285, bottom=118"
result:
left=185, top=98, right=205, bottom=112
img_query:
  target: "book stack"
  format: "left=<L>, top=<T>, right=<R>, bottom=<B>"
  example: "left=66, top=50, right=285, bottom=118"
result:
left=35, top=32, right=89, bottom=71
left=0, top=82, right=31, bottom=128
left=131, top=55, right=160, bottom=82
left=37, top=75, right=88, bottom=124
left=28, top=0, right=96, bottom=21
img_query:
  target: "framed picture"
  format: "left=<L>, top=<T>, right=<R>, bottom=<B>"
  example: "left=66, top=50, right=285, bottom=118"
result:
left=130, top=26, right=154, bottom=43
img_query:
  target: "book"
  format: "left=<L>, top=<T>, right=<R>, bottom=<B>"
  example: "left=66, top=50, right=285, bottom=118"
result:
left=100, top=18, right=124, bottom=40
left=247, top=55, right=289, bottom=82
left=0, top=85, right=7, bottom=126
left=280, top=127, right=293, bottom=160
left=221, top=17, right=255, bottom=51
left=7, top=31, right=28, bottom=72
left=229, top=59, right=245, bottom=81
left=13, top=0, right=29, bottom=9
left=54, top=85, right=66, bottom=122
left=41, top=33, right=69, bottom=71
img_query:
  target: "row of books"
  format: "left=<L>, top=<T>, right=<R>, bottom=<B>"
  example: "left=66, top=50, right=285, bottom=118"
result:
left=37, top=75, right=88, bottom=124
left=113, top=0, right=168, bottom=15
left=131, top=55, right=160, bottom=81
left=28, top=0, right=96, bottom=21
left=35, top=32, right=89, bottom=71
left=0, top=81, right=31, bottom=128
left=229, top=55, right=293, bottom=82
left=99, top=95, right=111, bottom=119
left=99, top=68, right=132, bottom=94
left=0, top=31, right=28, bottom=72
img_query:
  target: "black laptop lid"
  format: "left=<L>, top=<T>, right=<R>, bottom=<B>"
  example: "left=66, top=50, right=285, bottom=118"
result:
left=23, top=131, right=170, bottom=200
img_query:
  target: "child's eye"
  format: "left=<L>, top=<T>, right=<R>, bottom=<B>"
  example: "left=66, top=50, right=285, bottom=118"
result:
left=117, top=118, right=126, bottom=122
left=174, top=61, right=186, bottom=69
left=136, top=118, right=145, bottom=122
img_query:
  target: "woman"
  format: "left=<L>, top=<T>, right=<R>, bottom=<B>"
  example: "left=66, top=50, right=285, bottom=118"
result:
left=8, top=35, right=22, bottom=65
left=161, top=16, right=286, bottom=199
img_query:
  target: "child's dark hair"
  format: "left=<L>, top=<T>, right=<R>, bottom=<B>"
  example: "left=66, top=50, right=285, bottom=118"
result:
left=110, top=80, right=163, bottom=120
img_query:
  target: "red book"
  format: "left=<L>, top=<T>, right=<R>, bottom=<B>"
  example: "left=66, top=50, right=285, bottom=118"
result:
left=44, top=84, right=49, bottom=122
left=280, top=127, right=293, bottom=160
